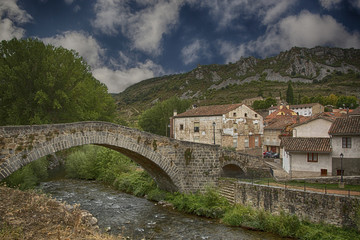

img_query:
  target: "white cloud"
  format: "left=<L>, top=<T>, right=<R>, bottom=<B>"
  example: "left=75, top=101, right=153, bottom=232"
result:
left=198, top=0, right=296, bottom=27
left=0, top=0, right=32, bottom=40
left=218, top=41, right=246, bottom=64
left=220, top=11, right=360, bottom=60
left=319, top=0, right=342, bottom=10
left=92, top=0, right=183, bottom=55
left=42, top=31, right=105, bottom=68
left=92, top=60, right=164, bottom=93
left=181, top=39, right=210, bottom=65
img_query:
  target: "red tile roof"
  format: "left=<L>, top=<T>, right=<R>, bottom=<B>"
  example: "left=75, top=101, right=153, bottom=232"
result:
left=174, top=103, right=243, bottom=118
left=328, top=117, right=360, bottom=135
left=281, top=137, right=331, bottom=153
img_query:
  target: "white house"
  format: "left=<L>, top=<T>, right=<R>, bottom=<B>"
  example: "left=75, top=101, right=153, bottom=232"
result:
left=281, top=137, right=332, bottom=177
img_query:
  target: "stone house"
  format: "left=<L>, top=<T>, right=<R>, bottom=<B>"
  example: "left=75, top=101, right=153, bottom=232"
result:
left=269, top=103, right=324, bottom=117
left=170, top=103, right=263, bottom=152
left=328, top=117, right=360, bottom=176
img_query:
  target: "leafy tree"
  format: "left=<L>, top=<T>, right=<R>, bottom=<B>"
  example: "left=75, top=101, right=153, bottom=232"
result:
left=286, top=82, right=294, bottom=104
left=252, top=97, right=277, bottom=110
left=337, top=96, right=358, bottom=109
left=0, top=38, right=116, bottom=125
left=138, top=96, right=191, bottom=136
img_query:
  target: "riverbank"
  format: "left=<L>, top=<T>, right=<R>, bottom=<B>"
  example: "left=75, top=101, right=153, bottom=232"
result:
left=0, top=185, right=120, bottom=240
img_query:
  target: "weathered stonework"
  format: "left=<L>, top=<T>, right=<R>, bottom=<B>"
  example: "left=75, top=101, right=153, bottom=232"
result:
left=0, top=122, right=268, bottom=193
left=220, top=179, right=360, bottom=227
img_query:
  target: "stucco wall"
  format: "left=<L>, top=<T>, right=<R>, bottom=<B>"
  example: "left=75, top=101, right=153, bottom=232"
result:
left=282, top=151, right=332, bottom=177
left=293, top=118, right=332, bottom=137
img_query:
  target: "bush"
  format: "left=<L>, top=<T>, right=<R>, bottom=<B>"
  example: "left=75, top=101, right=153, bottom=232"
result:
left=113, top=171, right=157, bottom=197
left=169, top=187, right=230, bottom=218
left=3, top=157, right=48, bottom=190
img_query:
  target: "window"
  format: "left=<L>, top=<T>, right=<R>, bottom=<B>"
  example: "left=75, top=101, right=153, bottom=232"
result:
left=180, top=124, right=184, bottom=130
left=255, top=114, right=257, bottom=117
left=194, top=122, right=200, bottom=132
left=244, top=113, right=247, bottom=117
left=233, top=137, right=237, bottom=148
left=233, top=112, right=237, bottom=117
left=255, top=136, right=259, bottom=147
left=244, top=138, right=249, bottom=148
left=307, top=153, right=318, bottom=162
left=342, top=137, right=351, bottom=148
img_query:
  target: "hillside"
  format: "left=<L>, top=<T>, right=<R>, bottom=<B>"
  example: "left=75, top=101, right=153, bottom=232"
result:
left=114, top=46, right=360, bottom=122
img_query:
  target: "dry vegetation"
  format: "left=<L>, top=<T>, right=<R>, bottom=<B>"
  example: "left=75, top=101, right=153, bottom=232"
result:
left=0, top=185, right=121, bottom=240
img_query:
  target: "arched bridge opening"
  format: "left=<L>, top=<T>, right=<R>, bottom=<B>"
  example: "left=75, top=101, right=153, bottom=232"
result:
left=220, top=164, right=246, bottom=178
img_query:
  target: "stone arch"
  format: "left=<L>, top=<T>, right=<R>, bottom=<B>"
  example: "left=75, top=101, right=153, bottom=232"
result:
left=0, top=125, right=183, bottom=192
left=220, top=162, right=246, bottom=179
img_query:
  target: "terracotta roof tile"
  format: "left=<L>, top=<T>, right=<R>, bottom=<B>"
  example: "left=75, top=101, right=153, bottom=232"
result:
left=328, top=117, right=360, bottom=135
left=281, top=137, right=331, bottom=152
left=175, top=103, right=243, bottom=118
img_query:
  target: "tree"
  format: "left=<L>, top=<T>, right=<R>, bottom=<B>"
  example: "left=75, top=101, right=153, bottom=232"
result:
left=252, top=97, right=277, bottom=110
left=337, top=96, right=358, bottom=109
left=138, top=97, right=191, bottom=136
left=0, top=38, right=116, bottom=125
left=286, top=82, right=294, bottom=104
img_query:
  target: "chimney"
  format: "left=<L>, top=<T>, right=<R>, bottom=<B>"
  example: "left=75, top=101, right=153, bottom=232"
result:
left=296, top=113, right=300, bottom=123
left=173, top=109, right=177, bottom=116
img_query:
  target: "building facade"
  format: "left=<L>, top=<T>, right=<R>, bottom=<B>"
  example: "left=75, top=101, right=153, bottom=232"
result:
left=269, top=103, right=324, bottom=117
left=171, top=104, right=263, bottom=152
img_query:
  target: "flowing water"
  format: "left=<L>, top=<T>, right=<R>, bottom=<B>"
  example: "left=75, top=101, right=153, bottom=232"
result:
left=40, top=179, right=283, bottom=240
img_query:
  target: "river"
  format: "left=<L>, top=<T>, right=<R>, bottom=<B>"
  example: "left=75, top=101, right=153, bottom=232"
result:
left=40, top=179, right=284, bottom=240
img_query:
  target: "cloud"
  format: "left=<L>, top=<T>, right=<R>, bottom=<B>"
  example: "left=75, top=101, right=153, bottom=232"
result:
left=0, top=0, right=32, bottom=40
left=220, top=11, right=360, bottom=60
left=92, top=60, right=164, bottom=93
left=218, top=41, right=246, bottom=64
left=198, top=0, right=296, bottom=27
left=92, top=0, right=183, bottom=55
left=319, top=0, right=342, bottom=10
left=42, top=31, right=105, bottom=68
left=181, top=39, right=210, bottom=65
left=350, top=0, right=360, bottom=9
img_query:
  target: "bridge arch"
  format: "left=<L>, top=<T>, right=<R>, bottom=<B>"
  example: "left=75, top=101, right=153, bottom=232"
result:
left=0, top=122, right=183, bottom=192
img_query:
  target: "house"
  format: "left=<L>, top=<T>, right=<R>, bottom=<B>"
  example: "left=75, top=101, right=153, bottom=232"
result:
left=281, top=137, right=332, bottom=177
left=263, top=106, right=308, bottom=156
left=280, top=113, right=337, bottom=177
left=328, top=117, right=360, bottom=176
left=171, top=103, right=263, bottom=153
left=292, top=113, right=337, bottom=138
left=269, top=103, right=324, bottom=117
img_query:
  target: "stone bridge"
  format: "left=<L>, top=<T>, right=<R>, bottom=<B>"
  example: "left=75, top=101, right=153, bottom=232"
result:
left=0, top=122, right=269, bottom=192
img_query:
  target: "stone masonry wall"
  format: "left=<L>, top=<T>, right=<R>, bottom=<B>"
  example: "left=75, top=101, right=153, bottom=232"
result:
left=220, top=179, right=360, bottom=227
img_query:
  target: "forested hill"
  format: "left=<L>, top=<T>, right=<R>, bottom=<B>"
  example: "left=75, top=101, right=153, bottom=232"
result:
left=114, top=46, right=360, bottom=121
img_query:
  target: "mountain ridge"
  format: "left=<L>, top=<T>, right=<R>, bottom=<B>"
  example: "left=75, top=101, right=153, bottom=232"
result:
left=114, top=46, right=360, bottom=121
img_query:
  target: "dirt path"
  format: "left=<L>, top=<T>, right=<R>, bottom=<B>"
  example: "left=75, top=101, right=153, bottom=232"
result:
left=0, top=185, right=122, bottom=240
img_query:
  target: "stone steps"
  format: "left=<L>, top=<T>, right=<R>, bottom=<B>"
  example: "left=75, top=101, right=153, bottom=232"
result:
left=218, top=181, right=236, bottom=204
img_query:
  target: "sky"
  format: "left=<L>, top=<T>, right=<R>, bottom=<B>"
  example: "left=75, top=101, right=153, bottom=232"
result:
left=1, top=0, right=360, bottom=93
